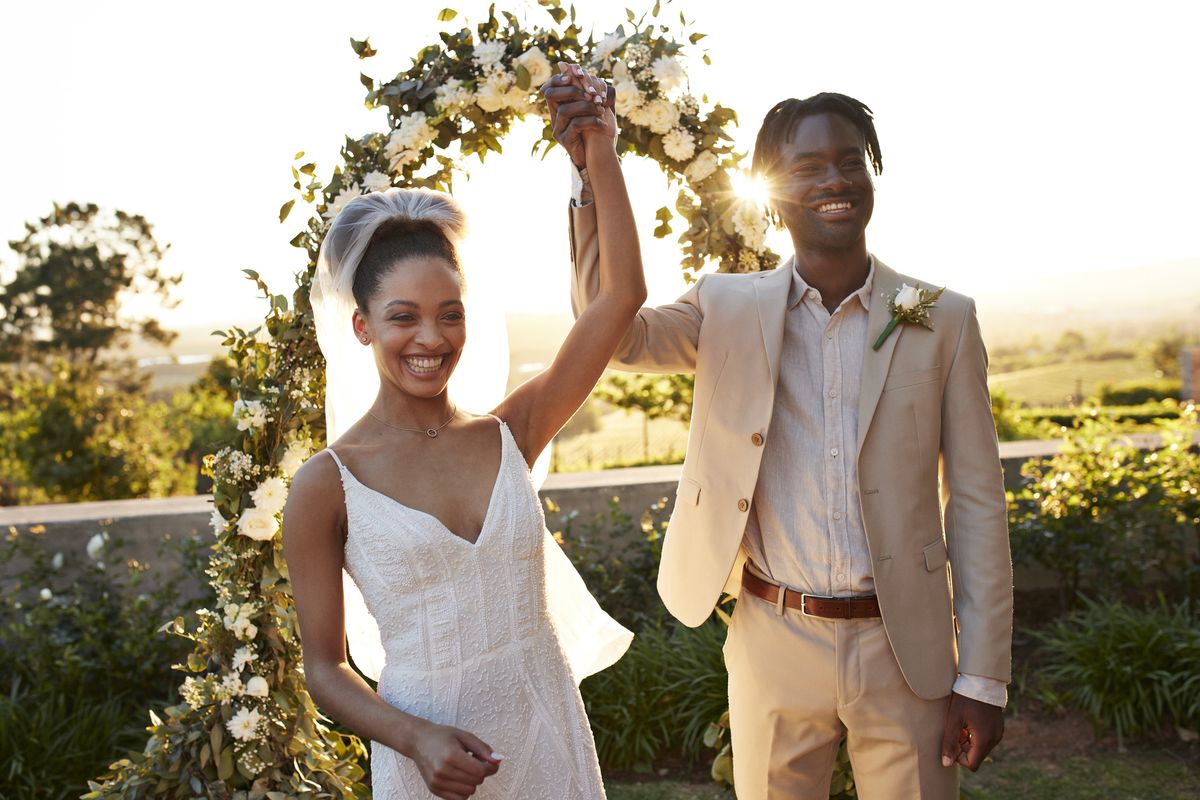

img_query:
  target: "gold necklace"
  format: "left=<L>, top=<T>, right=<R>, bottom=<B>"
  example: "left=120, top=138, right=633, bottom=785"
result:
left=368, top=404, right=457, bottom=438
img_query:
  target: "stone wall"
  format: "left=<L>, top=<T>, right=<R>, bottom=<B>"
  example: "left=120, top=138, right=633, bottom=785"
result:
left=1, top=436, right=1176, bottom=595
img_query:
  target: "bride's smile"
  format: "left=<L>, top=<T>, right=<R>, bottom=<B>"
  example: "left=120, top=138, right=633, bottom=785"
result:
left=352, top=253, right=467, bottom=398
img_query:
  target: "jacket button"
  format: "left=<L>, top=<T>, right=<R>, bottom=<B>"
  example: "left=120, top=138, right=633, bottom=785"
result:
left=737, top=498, right=749, bottom=512
left=751, top=433, right=764, bottom=446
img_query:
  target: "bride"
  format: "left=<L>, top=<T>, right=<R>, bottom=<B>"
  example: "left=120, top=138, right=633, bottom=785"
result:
left=282, top=64, right=637, bottom=800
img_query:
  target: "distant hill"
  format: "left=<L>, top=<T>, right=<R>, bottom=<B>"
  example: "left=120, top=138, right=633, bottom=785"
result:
left=131, top=258, right=1197, bottom=390
left=974, top=258, right=1200, bottom=346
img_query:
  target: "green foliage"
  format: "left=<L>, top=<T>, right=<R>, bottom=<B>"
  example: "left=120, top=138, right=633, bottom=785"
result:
left=1007, top=407, right=1200, bottom=603
left=168, top=358, right=239, bottom=493
left=595, top=372, right=695, bottom=424
left=990, top=387, right=1050, bottom=442
left=1021, top=399, right=1182, bottom=428
left=1033, top=597, right=1200, bottom=747
left=0, top=529, right=207, bottom=799
left=1099, top=377, right=1182, bottom=406
left=549, top=495, right=671, bottom=631
left=0, top=360, right=195, bottom=504
left=0, top=202, right=179, bottom=364
left=85, top=268, right=366, bottom=797
left=1146, top=330, right=1191, bottom=378
left=580, top=619, right=729, bottom=770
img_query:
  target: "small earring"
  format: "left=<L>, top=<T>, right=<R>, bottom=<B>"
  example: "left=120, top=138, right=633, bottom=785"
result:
left=360, top=336, right=369, bottom=344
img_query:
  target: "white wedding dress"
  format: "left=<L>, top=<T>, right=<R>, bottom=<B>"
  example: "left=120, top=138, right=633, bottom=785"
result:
left=325, top=420, right=607, bottom=800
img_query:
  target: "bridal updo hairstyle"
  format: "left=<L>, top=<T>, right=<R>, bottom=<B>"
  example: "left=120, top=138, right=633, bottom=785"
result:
left=319, top=188, right=468, bottom=313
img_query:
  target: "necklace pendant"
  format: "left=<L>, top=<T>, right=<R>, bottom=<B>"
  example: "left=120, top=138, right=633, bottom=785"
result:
left=427, top=429, right=438, bottom=438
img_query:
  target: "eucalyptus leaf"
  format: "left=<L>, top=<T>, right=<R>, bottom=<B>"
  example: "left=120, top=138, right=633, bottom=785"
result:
left=436, top=8, right=457, bottom=21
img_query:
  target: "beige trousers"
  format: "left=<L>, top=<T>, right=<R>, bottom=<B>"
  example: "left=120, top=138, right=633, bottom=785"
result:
left=724, top=591, right=958, bottom=800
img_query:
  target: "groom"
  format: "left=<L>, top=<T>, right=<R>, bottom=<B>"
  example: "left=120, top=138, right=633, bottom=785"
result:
left=546, top=76, right=1011, bottom=799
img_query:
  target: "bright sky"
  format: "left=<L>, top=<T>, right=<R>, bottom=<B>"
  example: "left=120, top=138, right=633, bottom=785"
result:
left=1, top=0, right=1197, bottom=347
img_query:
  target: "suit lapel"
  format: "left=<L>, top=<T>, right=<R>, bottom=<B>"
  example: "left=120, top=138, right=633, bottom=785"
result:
left=755, top=257, right=795, bottom=389
left=857, top=260, right=904, bottom=453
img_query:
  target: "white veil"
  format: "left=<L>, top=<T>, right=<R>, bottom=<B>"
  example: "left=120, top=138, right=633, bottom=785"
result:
left=311, top=187, right=632, bottom=684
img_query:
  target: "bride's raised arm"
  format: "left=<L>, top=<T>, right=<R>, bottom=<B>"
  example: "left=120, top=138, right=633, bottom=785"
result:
left=497, top=64, right=646, bottom=464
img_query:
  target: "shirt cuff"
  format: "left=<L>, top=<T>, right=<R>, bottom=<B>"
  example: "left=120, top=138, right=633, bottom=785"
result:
left=570, top=162, right=592, bottom=208
left=953, top=673, right=1008, bottom=708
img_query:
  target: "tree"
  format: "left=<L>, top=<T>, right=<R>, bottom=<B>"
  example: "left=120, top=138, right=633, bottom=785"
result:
left=0, top=360, right=194, bottom=505
left=0, top=202, right=179, bottom=364
left=594, top=373, right=694, bottom=460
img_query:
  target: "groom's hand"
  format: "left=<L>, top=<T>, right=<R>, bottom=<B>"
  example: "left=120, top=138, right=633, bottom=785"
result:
left=940, top=692, right=1004, bottom=772
left=542, top=65, right=616, bottom=168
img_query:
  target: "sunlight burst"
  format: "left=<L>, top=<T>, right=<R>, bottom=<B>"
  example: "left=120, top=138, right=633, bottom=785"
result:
left=730, top=171, right=770, bottom=205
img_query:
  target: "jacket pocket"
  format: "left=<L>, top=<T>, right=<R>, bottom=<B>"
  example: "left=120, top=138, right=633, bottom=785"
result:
left=883, top=365, right=941, bottom=392
left=923, top=539, right=948, bottom=571
left=677, top=477, right=702, bottom=506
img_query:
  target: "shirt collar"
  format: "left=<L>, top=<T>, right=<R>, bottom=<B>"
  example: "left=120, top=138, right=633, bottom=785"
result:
left=788, top=255, right=876, bottom=311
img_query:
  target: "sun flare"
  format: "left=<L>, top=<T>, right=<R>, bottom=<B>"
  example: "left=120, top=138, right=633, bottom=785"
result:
left=730, top=171, right=770, bottom=205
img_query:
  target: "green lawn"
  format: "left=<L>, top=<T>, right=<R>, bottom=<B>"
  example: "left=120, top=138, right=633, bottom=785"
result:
left=962, top=752, right=1198, bottom=799
left=605, top=750, right=1199, bottom=800
left=987, top=357, right=1156, bottom=406
left=552, top=410, right=689, bottom=472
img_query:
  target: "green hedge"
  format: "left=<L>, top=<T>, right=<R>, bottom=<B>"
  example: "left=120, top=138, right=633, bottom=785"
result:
left=1099, top=378, right=1182, bottom=406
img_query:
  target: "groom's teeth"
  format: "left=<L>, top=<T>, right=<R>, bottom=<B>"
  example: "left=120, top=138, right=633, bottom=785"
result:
left=404, top=356, right=444, bottom=373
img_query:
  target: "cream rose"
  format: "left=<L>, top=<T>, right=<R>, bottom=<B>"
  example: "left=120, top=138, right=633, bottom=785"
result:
left=614, top=80, right=643, bottom=117
left=515, top=46, right=552, bottom=88
left=684, top=150, right=718, bottom=183
left=645, top=99, right=678, bottom=135
left=237, top=506, right=278, bottom=542
left=895, top=284, right=922, bottom=311
left=244, top=675, right=270, bottom=698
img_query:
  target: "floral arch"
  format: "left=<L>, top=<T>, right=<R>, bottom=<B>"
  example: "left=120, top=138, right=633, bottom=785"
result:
left=87, top=2, right=773, bottom=797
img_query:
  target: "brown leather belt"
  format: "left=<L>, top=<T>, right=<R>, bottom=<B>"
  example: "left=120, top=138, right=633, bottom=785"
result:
left=741, top=564, right=881, bottom=619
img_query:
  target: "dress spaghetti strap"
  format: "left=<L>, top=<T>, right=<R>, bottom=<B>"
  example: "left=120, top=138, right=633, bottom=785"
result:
left=324, top=448, right=346, bottom=471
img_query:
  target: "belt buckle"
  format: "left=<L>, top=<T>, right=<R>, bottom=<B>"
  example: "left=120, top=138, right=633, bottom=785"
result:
left=800, top=593, right=834, bottom=618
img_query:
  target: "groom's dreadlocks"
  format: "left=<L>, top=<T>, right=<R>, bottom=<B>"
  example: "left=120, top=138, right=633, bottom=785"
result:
left=752, top=92, right=884, bottom=181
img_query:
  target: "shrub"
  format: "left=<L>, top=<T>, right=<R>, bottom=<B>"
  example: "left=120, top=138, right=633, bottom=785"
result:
left=1099, top=378, right=1182, bottom=406
left=1007, top=408, right=1199, bottom=603
left=550, top=495, right=673, bottom=632
left=1034, top=597, right=1200, bottom=748
left=580, top=618, right=729, bottom=770
left=1021, top=400, right=1181, bottom=429
left=0, top=529, right=208, bottom=799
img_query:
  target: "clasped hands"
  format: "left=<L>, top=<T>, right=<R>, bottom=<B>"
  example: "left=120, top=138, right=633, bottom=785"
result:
left=541, top=62, right=617, bottom=169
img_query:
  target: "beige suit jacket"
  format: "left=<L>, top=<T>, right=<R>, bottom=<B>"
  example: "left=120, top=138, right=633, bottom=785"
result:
left=569, top=205, right=1013, bottom=699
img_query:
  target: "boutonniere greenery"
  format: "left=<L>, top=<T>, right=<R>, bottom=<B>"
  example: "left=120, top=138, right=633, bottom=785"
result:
left=872, top=283, right=946, bottom=350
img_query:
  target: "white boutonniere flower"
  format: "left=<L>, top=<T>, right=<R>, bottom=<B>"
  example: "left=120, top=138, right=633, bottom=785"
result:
left=872, top=283, right=946, bottom=350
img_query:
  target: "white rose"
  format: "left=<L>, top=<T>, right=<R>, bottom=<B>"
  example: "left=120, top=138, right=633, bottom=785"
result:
left=475, top=70, right=513, bottom=113
left=237, top=506, right=278, bottom=542
left=649, top=55, right=685, bottom=92
left=662, top=128, right=696, bottom=162
left=244, top=675, right=270, bottom=698
left=39, top=587, right=53, bottom=601
left=645, top=99, right=678, bottom=135
left=515, top=46, right=552, bottom=88
left=611, top=59, right=632, bottom=84
left=613, top=79, right=643, bottom=117
left=86, top=531, right=109, bottom=561
left=361, top=170, right=390, bottom=193
left=250, top=477, right=288, bottom=517
left=895, top=284, right=922, bottom=311
left=684, top=150, right=718, bottom=183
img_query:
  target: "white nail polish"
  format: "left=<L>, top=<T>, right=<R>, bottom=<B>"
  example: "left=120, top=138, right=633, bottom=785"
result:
left=491, top=752, right=505, bottom=760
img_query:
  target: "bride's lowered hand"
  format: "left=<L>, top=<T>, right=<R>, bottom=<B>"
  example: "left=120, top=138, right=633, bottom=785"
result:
left=410, top=720, right=502, bottom=800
